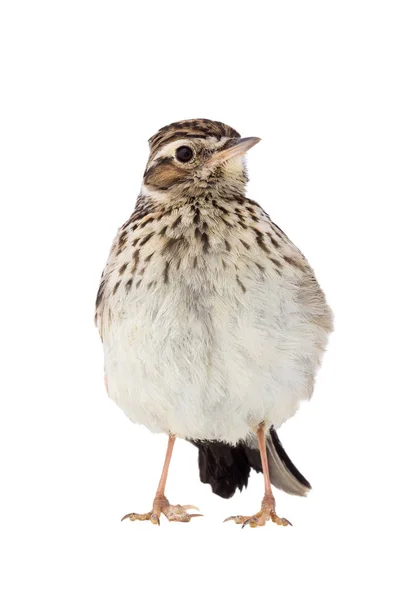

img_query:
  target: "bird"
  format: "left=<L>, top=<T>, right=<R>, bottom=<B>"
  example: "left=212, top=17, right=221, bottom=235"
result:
left=95, top=118, right=333, bottom=528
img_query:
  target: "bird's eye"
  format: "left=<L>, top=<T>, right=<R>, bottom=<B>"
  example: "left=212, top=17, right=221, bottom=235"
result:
left=175, top=146, right=194, bottom=163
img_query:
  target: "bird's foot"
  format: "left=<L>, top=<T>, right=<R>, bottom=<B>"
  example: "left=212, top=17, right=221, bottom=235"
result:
left=161, top=502, right=203, bottom=523
left=224, top=495, right=292, bottom=528
left=121, top=494, right=202, bottom=525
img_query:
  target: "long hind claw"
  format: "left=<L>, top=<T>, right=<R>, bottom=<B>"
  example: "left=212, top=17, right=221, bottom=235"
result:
left=224, top=509, right=292, bottom=528
left=121, top=497, right=202, bottom=525
left=162, top=504, right=203, bottom=522
left=270, top=511, right=292, bottom=527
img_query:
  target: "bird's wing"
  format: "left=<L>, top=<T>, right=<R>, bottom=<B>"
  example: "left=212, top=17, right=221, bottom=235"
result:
left=94, top=197, right=160, bottom=341
left=268, top=216, right=334, bottom=335
left=94, top=232, right=120, bottom=342
left=94, top=271, right=107, bottom=341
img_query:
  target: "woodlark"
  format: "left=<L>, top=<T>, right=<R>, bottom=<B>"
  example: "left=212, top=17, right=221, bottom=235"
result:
left=95, top=119, right=333, bottom=527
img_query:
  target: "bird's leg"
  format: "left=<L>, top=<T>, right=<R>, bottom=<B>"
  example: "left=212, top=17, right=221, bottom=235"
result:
left=224, top=424, right=292, bottom=528
left=121, top=435, right=202, bottom=525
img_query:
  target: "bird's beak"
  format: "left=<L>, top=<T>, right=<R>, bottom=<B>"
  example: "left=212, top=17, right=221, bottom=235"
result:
left=206, top=137, right=261, bottom=166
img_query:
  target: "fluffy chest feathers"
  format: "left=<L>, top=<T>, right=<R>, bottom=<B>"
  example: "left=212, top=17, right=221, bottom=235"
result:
left=95, top=194, right=332, bottom=442
left=96, top=195, right=305, bottom=322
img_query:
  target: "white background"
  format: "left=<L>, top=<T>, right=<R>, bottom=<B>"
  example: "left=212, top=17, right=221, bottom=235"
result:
left=1, top=1, right=399, bottom=598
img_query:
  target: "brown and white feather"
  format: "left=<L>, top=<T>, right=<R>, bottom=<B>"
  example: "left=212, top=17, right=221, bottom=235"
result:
left=96, top=119, right=333, bottom=444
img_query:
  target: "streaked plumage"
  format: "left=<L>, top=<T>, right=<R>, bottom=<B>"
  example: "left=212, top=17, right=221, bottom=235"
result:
left=96, top=119, right=333, bottom=526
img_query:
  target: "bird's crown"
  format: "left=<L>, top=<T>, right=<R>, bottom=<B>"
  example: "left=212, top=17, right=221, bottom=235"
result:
left=148, top=119, right=241, bottom=159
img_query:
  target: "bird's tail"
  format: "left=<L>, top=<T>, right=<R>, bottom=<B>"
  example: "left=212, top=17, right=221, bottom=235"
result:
left=191, top=427, right=311, bottom=499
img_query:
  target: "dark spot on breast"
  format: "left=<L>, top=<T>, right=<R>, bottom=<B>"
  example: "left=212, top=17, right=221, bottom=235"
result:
left=255, top=262, right=265, bottom=272
left=119, top=262, right=128, bottom=275
left=221, top=218, right=233, bottom=228
left=193, top=256, right=198, bottom=268
left=145, top=252, right=154, bottom=262
left=147, top=281, right=155, bottom=289
left=126, top=278, right=133, bottom=291
left=240, top=239, right=250, bottom=250
left=96, top=281, right=105, bottom=308
left=118, top=232, right=127, bottom=246
left=162, top=236, right=184, bottom=254
left=159, top=225, right=168, bottom=236
left=255, top=231, right=271, bottom=255
left=222, top=259, right=227, bottom=270
left=140, top=217, right=154, bottom=228
left=132, top=238, right=140, bottom=247
left=163, top=261, right=170, bottom=283
left=171, top=214, right=182, bottom=229
left=266, top=232, right=280, bottom=248
left=201, top=232, right=210, bottom=253
left=136, top=279, right=142, bottom=288
left=283, top=255, right=304, bottom=270
left=236, top=276, right=246, bottom=293
left=238, top=221, right=248, bottom=229
left=270, top=257, right=282, bottom=268
left=195, top=227, right=201, bottom=239
left=113, top=281, right=121, bottom=295
left=248, top=199, right=260, bottom=207
left=212, top=200, right=229, bottom=215
left=193, top=209, right=200, bottom=225
left=140, top=232, right=154, bottom=246
left=131, top=249, right=140, bottom=274
left=225, top=240, right=231, bottom=252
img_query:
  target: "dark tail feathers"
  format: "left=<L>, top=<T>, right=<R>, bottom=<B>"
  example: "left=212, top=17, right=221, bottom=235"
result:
left=191, top=427, right=311, bottom=499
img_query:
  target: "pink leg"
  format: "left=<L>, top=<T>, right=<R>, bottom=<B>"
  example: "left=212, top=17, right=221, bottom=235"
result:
left=154, top=434, right=175, bottom=499
left=257, top=424, right=274, bottom=499
left=224, top=424, right=292, bottom=528
left=122, top=435, right=202, bottom=525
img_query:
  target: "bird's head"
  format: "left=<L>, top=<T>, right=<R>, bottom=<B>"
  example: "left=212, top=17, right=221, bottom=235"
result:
left=142, top=119, right=260, bottom=200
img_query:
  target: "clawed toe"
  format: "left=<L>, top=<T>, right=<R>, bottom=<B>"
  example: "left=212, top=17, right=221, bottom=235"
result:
left=224, top=509, right=292, bottom=528
left=223, top=515, right=265, bottom=528
left=121, top=511, right=157, bottom=523
left=163, top=504, right=203, bottom=522
left=242, top=517, right=259, bottom=528
left=121, top=500, right=202, bottom=525
left=223, top=515, right=245, bottom=525
left=270, top=511, right=292, bottom=526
